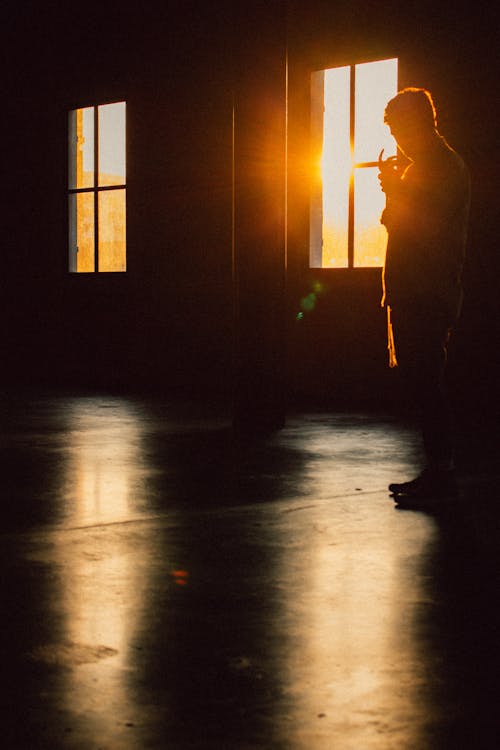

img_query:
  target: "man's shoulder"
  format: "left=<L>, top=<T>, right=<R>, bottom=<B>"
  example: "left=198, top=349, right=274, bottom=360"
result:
left=438, top=137, right=468, bottom=172
left=426, top=139, right=469, bottom=195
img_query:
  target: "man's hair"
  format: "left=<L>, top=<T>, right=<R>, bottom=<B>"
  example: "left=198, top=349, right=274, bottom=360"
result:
left=384, top=87, right=437, bottom=130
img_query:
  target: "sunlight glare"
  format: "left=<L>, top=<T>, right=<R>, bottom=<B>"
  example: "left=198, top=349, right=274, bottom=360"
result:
left=354, top=58, right=398, bottom=164
left=319, top=58, right=398, bottom=268
left=353, top=58, right=397, bottom=266
left=353, top=168, right=388, bottom=267
left=321, top=66, right=350, bottom=268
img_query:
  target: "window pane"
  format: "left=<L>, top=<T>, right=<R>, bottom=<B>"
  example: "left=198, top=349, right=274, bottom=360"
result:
left=68, top=107, right=94, bottom=190
left=98, top=102, right=126, bottom=187
left=69, top=193, right=95, bottom=272
left=310, top=70, right=325, bottom=267
left=354, top=58, right=398, bottom=164
left=353, top=167, right=387, bottom=267
left=321, top=66, right=350, bottom=268
left=98, top=190, right=126, bottom=272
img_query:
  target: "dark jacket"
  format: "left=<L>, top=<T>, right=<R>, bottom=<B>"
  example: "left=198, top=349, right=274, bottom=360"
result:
left=381, top=135, right=470, bottom=323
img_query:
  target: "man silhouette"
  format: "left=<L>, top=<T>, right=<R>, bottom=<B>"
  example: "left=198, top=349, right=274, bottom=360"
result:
left=379, top=88, right=470, bottom=502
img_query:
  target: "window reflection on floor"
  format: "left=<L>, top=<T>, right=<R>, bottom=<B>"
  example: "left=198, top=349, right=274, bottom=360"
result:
left=24, top=404, right=447, bottom=747
left=272, top=417, right=440, bottom=748
left=54, top=398, right=150, bottom=741
left=62, top=398, right=146, bottom=527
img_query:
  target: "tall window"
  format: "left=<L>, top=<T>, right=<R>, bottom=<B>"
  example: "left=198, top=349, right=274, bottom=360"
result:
left=310, top=59, right=398, bottom=268
left=68, top=101, right=126, bottom=273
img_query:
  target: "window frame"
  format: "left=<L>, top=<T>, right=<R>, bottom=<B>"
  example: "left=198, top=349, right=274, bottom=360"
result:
left=67, top=100, right=127, bottom=274
left=310, top=58, right=398, bottom=270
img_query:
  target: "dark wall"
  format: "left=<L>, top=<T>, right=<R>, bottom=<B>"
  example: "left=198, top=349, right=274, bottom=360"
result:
left=2, top=1, right=236, bottom=397
left=2, top=2, right=498, bottom=436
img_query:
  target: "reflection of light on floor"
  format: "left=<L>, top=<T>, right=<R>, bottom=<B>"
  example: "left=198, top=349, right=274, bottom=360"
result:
left=273, top=417, right=437, bottom=748
left=63, top=398, right=145, bottom=527
left=52, top=522, right=146, bottom=745
left=56, top=398, right=149, bottom=742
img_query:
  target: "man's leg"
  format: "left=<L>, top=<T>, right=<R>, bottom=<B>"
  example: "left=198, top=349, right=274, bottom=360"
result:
left=388, top=304, right=458, bottom=499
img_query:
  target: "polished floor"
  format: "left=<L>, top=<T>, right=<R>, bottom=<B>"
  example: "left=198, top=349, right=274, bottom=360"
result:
left=0, top=392, right=499, bottom=749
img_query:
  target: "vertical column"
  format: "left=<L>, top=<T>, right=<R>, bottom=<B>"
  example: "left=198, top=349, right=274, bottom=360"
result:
left=232, top=2, right=288, bottom=434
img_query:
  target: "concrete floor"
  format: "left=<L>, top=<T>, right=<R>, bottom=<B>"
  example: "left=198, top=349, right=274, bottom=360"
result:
left=0, top=393, right=499, bottom=749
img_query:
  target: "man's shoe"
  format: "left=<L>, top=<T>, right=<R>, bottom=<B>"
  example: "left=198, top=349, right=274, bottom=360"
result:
left=389, top=475, right=421, bottom=495
left=389, top=468, right=459, bottom=500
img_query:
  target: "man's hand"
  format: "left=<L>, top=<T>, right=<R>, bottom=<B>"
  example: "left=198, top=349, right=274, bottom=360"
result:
left=378, top=150, right=404, bottom=196
left=378, top=165, right=401, bottom=195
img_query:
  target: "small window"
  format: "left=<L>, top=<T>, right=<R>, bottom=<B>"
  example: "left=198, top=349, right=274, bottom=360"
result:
left=310, top=59, right=398, bottom=268
left=68, top=102, right=126, bottom=272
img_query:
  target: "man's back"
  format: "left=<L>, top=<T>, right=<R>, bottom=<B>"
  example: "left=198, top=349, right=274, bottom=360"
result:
left=382, top=134, right=470, bottom=320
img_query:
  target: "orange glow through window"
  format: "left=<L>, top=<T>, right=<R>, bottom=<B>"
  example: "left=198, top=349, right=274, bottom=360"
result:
left=311, top=58, right=398, bottom=268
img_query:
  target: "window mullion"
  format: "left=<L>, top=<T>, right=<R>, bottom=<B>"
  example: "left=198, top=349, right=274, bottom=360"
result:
left=348, top=65, right=355, bottom=269
left=94, top=106, right=99, bottom=273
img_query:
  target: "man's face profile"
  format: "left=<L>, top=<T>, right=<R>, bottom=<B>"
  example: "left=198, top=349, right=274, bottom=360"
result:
left=388, top=120, right=427, bottom=161
left=385, top=94, right=436, bottom=161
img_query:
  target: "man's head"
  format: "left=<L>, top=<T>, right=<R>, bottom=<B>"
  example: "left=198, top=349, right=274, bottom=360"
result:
left=384, top=88, right=438, bottom=159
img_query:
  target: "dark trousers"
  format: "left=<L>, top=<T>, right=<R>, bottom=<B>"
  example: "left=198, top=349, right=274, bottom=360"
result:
left=391, top=301, right=455, bottom=467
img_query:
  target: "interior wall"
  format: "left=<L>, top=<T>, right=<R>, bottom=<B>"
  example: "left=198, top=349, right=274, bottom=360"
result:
left=2, top=2, right=236, bottom=398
